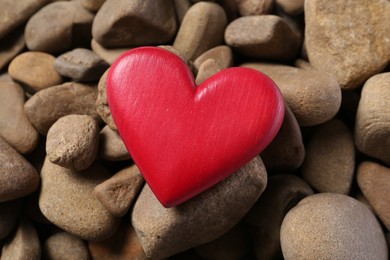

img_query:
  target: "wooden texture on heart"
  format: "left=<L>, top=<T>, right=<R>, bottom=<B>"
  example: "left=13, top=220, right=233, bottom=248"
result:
left=107, top=47, right=285, bottom=207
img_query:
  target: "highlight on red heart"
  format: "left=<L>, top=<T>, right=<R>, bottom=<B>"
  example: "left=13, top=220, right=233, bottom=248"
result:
left=107, top=46, right=285, bottom=207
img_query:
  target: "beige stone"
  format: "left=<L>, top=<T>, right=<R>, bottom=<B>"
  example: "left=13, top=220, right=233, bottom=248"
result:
left=91, top=39, right=130, bottom=65
left=195, top=59, right=222, bottom=85
left=242, top=63, right=341, bottom=126
left=276, top=0, right=303, bottom=15
left=99, top=125, right=130, bottom=161
left=96, top=69, right=117, bottom=130
left=132, top=157, right=267, bottom=259
left=43, top=232, right=90, bottom=260
left=280, top=193, right=388, bottom=260
left=0, top=80, right=39, bottom=154
left=193, top=45, right=233, bottom=70
left=81, top=0, right=105, bottom=11
left=236, top=0, right=273, bottom=16
left=305, top=0, right=390, bottom=89
left=355, top=73, right=390, bottom=165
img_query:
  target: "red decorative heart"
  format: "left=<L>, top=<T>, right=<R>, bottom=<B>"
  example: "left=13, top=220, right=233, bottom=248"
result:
left=107, top=47, right=285, bottom=207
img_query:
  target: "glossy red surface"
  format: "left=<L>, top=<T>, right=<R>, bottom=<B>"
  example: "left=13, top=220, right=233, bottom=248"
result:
left=107, top=47, right=285, bottom=207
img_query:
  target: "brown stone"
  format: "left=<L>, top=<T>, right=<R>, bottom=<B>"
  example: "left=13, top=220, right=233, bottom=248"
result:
left=193, top=45, right=233, bottom=70
left=276, top=0, right=304, bottom=15
left=246, top=174, right=313, bottom=259
left=305, top=0, right=390, bottom=89
left=236, top=0, right=274, bottom=16
left=225, top=15, right=300, bottom=61
left=173, top=2, right=227, bottom=60
left=0, top=28, right=25, bottom=71
left=195, top=59, right=222, bottom=85
left=301, top=119, right=355, bottom=194
left=355, top=73, right=390, bottom=165
left=92, top=0, right=177, bottom=47
left=0, top=137, right=39, bottom=203
left=46, top=115, right=99, bottom=171
left=0, top=80, right=39, bottom=154
left=43, top=232, right=90, bottom=260
left=91, top=39, right=130, bottom=65
left=1, top=218, right=41, bottom=260
left=357, top=161, right=390, bottom=230
left=96, top=69, right=117, bottom=130
left=39, top=158, right=120, bottom=241
left=99, top=125, right=130, bottom=161
left=94, top=165, right=144, bottom=217
left=0, top=200, right=22, bottom=240
left=132, top=157, right=267, bottom=259
left=173, top=0, right=191, bottom=23
left=8, top=51, right=63, bottom=93
left=280, top=193, right=388, bottom=259
left=81, top=0, right=106, bottom=11
left=242, top=63, right=341, bottom=126
left=24, top=82, right=99, bottom=135
left=261, top=105, right=305, bottom=171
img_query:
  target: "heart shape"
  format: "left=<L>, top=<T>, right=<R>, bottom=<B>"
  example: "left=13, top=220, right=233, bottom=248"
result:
left=107, top=47, right=285, bottom=207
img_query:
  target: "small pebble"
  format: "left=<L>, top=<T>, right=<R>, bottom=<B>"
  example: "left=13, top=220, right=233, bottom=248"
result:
left=81, top=0, right=106, bottom=12
left=195, top=59, right=222, bottom=85
left=0, top=80, right=39, bottom=154
left=24, top=82, right=99, bottom=135
left=1, top=218, right=41, bottom=260
left=280, top=193, right=388, bottom=260
left=261, top=105, right=305, bottom=171
left=355, top=73, right=390, bottom=165
left=305, top=0, right=390, bottom=89
left=132, top=157, right=267, bottom=259
left=301, top=119, right=355, bottom=194
left=225, top=15, right=300, bottom=61
left=54, top=48, right=109, bottom=82
left=242, top=63, right=341, bottom=126
left=8, top=51, right=63, bottom=93
left=173, top=2, right=227, bottom=60
left=236, top=0, right=274, bottom=16
left=94, top=165, right=144, bottom=217
left=0, top=200, right=22, bottom=240
left=0, top=28, right=25, bottom=71
left=88, top=220, right=146, bottom=260
left=357, top=161, right=390, bottom=230
left=46, top=115, right=99, bottom=171
left=96, top=69, right=117, bottom=130
left=246, top=174, right=313, bottom=259
left=99, top=125, right=130, bottom=161
left=91, top=39, right=130, bottom=65
left=43, top=232, right=90, bottom=260
left=193, top=45, right=233, bottom=70
left=276, top=0, right=304, bottom=15
left=0, top=0, right=48, bottom=39
left=92, top=0, right=177, bottom=47
left=39, top=158, right=120, bottom=241
left=0, top=137, right=39, bottom=203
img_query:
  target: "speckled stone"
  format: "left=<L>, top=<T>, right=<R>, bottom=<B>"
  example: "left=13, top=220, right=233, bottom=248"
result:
left=132, top=157, right=267, bottom=259
left=99, top=125, right=130, bottom=161
left=43, top=232, right=90, bottom=260
left=96, top=69, right=117, bottom=130
left=281, top=193, right=388, bottom=260
left=236, top=0, right=274, bottom=16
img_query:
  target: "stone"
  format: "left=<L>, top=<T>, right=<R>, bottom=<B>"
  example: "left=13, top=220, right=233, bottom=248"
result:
left=357, top=161, right=390, bottom=230
left=99, top=125, right=130, bottom=161
left=0, top=0, right=48, bottom=39
left=195, top=59, right=222, bottom=85
left=92, top=0, right=177, bottom=47
left=246, top=174, right=313, bottom=259
left=96, top=69, right=117, bottom=130
left=0, top=80, right=39, bottom=154
left=225, top=15, right=300, bottom=61
left=1, top=218, right=41, bottom=260
left=355, top=73, right=390, bottom=165
left=89, top=220, right=146, bottom=260
left=94, top=165, right=144, bottom=217
left=55, top=48, right=109, bottom=82
left=173, top=0, right=191, bottom=23
left=81, top=0, right=106, bottom=11
left=8, top=51, right=63, bottom=93
left=236, top=0, right=273, bottom=16
left=173, top=2, right=227, bottom=60
left=46, top=115, right=99, bottom=171
left=24, top=82, right=99, bottom=135
left=0, top=28, right=25, bottom=71
left=0, top=137, right=39, bottom=203
left=305, top=0, right=390, bottom=89
left=193, top=45, right=233, bottom=70
left=91, top=39, right=130, bottom=65
left=25, top=1, right=94, bottom=53
left=0, top=200, right=22, bottom=240
left=301, top=119, right=355, bottom=194
left=261, top=106, right=305, bottom=172
left=195, top=224, right=250, bottom=260
left=132, top=156, right=267, bottom=259
left=39, top=158, right=120, bottom=241
left=43, top=232, right=90, bottom=260
left=242, top=63, right=341, bottom=126
left=280, top=193, right=388, bottom=260
left=276, top=0, right=303, bottom=15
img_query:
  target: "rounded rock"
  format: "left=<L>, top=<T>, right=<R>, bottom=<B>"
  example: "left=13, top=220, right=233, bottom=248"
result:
left=43, top=232, right=90, bottom=260
left=236, top=0, right=273, bottom=16
left=91, top=39, right=130, bottom=65
left=8, top=51, right=63, bottom=93
left=280, top=193, right=388, bottom=260
left=99, top=125, right=130, bottom=161
left=96, top=69, right=117, bottom=130
left=193, top=45, right=233, bottom=70
left=195, top=59, right=222, bottom=85
left=276, top=0, right=304, bottom=15
left=81, top=0, right=106, bottom=11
